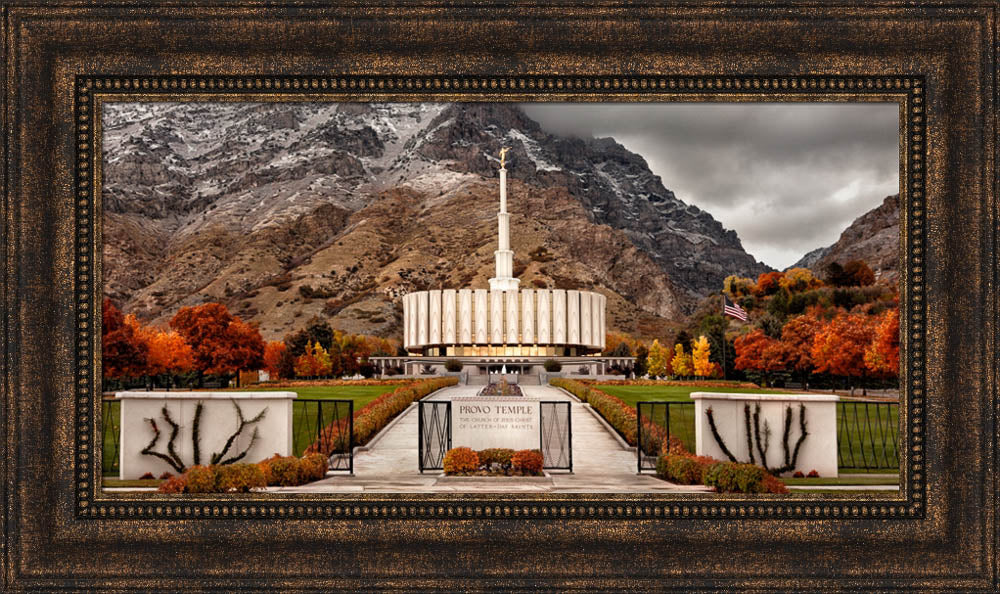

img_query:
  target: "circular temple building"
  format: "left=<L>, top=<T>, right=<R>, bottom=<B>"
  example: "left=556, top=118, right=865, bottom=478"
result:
left=373, top=151, right=630, bottom=380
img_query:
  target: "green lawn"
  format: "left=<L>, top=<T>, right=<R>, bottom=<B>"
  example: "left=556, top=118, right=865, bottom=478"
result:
left=595, top=383, right=901, bottom=472
left=598, top=385, right=794, bottom=407
left=102, top=384, right=401, bottom=476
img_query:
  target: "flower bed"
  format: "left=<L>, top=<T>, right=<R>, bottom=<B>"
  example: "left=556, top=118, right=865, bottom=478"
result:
left=306, top=376, right=459, bottom=454
left=477, top=379, right=523, bottom=396
left=442, top=447, right=545, bottom=476
left=157, top=453, right=329, bottom=493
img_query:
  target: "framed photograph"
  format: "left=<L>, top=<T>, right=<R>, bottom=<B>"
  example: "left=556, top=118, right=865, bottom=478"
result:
left=3, top=3, right=996, bottom=591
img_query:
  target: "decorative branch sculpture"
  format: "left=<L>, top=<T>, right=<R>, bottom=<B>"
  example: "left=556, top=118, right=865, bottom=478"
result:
left=140, top=406, right=186, bottom=473
left=210, top=400, right=268, bottom=465
left=706, top=403, right=808, bottom=475
left=705, top=406, right=738, bottom=463
left=140, top=399, right=267, bottom=472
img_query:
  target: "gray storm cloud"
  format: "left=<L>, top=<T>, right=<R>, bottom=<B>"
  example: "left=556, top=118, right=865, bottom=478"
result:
left=520, top=102, right=900, bottom=269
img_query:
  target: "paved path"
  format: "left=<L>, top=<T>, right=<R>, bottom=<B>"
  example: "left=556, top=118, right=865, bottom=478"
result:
left=278, top=384, right=709, bottom=493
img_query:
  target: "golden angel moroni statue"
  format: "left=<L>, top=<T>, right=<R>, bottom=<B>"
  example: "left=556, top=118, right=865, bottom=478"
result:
left=499, top=146, right=510, bottom=168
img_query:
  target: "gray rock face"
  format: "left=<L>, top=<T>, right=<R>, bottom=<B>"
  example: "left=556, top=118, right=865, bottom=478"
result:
left=101, top=101, right=768, bottom=336
left=790, top=194, right=900, bottom=283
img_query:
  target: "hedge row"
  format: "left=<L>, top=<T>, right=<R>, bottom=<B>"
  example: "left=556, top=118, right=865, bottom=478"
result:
left=255, top=378, right=408, bottom=388
left=307, top=376, right=459, bottom=454
left=157, top=453, right=329, bottom=494
left=656, top=450, right=788, bottom=494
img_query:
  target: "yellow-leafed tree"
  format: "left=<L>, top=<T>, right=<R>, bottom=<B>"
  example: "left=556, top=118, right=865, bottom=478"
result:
left=691, top=335, right=713, bottom=378
left=671, top=343, right=692, bottom=378
left=646, top=339, right=669, bottom=378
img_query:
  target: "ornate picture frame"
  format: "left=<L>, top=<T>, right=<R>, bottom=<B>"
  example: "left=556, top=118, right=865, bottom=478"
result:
left=3, top=3, right=996, bottom=590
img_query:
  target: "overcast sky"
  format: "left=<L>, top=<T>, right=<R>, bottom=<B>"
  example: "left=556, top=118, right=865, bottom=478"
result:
left=520, top=102, right=899, bottom=270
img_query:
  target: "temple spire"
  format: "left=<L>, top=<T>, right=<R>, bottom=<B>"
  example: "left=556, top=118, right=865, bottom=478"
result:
left=489, top=148, right=520, bottom=292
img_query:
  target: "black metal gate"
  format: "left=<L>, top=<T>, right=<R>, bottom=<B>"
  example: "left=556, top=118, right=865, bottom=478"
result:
left=539, top=401, right=572, bottom=471
left=294, top=398, right=353, bottom=473
left=418, top=401, right=452, bottom=472
left=636, top=401, right=696, bottom=473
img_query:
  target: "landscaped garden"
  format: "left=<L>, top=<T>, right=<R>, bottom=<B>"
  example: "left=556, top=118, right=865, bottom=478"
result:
left=102, top=379, right=458, bottom=479
left=552, top=378, right=900, bottom=476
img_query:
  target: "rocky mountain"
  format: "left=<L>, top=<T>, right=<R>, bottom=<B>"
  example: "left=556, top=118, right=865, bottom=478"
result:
left=789, top=193, right=900, bottom=283
left=102, top=102, right=768, bottom=341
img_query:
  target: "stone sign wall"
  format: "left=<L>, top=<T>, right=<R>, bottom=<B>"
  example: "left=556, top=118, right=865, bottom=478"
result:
left=451, top=397, right=540, bottom=451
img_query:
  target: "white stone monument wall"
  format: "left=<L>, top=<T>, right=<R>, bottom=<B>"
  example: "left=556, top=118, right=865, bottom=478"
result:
left=692, top=392, right=840, bottom=477
left=117, top=391, right=296, bottom=480
left=474, top=289, right=488, bottom=344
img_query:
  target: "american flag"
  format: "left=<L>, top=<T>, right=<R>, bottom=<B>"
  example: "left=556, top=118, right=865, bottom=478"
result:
left=723, top=295, right=749, bottom=322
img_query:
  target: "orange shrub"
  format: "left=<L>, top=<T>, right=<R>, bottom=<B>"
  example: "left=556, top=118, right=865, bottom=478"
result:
left=511, top=449, right=544, bottom=475
left=213, top=463, right=266, bottom=492
left=184, top=465, right=217, bottom=493
left=443, top=447, right=480, bottom=474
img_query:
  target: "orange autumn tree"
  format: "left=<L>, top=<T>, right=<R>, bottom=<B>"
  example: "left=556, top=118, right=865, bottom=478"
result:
left=140, top=326, right=195, bottom=379
left=810, top=310, right=879, bottom=395
left=864, top=308, right=900, bottom=378
left=263, top=341, right=287, bottom=380
left=754, top=271, right=784, bottom=297
left=778, top=308, right=825, bottom=389
left=733, top=328, right=786, bottom=387
left=169, top=302, right=265, bottom=384
left=294, top=341, right=331, bottom=378
left=101, top=298, right=149, bottom=381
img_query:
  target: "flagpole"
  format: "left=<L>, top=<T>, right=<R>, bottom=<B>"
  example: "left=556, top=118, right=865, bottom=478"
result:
left=721, top=292, right=728, bottom=380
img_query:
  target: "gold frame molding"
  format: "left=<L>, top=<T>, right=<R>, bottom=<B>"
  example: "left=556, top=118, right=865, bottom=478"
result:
left=4, top=4, right=997, bottom=591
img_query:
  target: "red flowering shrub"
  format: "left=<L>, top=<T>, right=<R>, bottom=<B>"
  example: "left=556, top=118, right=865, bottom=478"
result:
left=807, top=469, right=820, bottom=478
left=762, top=473, right=790, bottom=494
left=793, top=471, right=805, bottom=478
left=443, top=447, right=480, bottom=474
left=140, top=472, right=155, bottom=480
left=158, top=472, right=173, bottom=480
left=511, top=450, right=544, bottom=476
left=157, top=474, right=188, bottom=493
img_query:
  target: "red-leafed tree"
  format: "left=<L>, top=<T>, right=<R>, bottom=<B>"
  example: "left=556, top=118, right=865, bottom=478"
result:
left=778, top=309, right=824, bottom=389
left=811, top=310, right=879, bottom=394
left=733, top=328, right=786, bottom=387
left=864, top=308, right=900, bottom=378
left=102, top=298, right=149, bottom=381
left=169, top=303, right=265, bottom=384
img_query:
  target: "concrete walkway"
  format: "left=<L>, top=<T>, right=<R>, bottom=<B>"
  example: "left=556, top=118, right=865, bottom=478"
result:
left=277, top=384, right=709, bottom=493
